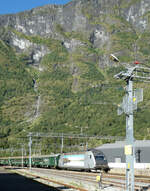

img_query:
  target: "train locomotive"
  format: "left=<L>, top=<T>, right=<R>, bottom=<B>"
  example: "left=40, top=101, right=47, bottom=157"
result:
left=58, top=149, right=109, bottom=171
left=0, top=149, right=109, bottom=172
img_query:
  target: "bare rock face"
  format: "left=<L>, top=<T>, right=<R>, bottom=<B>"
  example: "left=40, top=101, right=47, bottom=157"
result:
left=123, top=0, right=150, bottom=30
left=0, top=0, right=150, bottom=68
left=0, top=0, right=150, bottom=71
left=64, top=39, right=85, bottom=52
left=90, top=27, right=110, bottom=49
left=1, top=0, right=150, bottom=33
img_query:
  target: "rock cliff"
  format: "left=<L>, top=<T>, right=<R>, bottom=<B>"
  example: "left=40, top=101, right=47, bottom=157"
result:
left=1, top=0, right=150, bottom=66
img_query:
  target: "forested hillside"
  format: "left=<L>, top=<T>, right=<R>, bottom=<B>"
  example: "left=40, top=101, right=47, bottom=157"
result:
left=0, top=0, right=150, bottom=155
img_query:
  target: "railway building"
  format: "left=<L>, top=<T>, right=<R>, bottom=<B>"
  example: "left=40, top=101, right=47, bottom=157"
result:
left=96, top=140, right=150, bottom=169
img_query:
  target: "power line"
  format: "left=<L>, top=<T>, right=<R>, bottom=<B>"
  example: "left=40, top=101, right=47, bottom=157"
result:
left=26, top=132, right=124, bottom=141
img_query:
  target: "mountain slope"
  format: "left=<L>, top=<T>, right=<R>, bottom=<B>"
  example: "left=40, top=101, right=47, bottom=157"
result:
left=0, top=0, right=150, bottom=154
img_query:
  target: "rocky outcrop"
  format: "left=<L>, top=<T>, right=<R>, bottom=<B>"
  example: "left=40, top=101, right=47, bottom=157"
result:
left=0, top=1, right=150, bottom=68
left=0, top=0, right=150, bottom=67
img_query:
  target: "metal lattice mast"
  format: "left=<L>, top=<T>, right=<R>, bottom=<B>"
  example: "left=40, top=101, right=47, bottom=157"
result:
left=114, top=62, right=150, bottom=191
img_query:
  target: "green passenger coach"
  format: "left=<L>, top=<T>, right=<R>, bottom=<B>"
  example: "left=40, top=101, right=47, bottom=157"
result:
left=0, top=154, right=61, bottom=168
left=32, top=154, right=60, bottom=168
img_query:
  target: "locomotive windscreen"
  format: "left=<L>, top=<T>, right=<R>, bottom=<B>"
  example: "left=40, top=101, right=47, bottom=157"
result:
left=95, top=155, right=105, bottom=160
left=91, top=149, right=108, bottom=168
left=90, top=149, right=105, bottom=157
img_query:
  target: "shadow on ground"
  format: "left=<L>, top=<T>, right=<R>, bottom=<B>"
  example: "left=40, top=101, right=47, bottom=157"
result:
left=0, top=168, right=59, bottom=191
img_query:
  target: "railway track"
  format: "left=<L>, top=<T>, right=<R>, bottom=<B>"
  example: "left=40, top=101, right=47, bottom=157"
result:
left=103, top=172, right=150, bottom=190
left=30, top=168, right=150, bottom=190
left=5, top=167, right=150, bottom=190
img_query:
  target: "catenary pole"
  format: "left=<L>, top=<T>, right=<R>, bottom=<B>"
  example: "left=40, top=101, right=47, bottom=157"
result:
left=22, top=146, right=24, bottom=168
left=111, top=54, right=150, bottom=191
left=28, top=133, right=32, bottom=170
left=125, top=79, right=134, bottom=191
left=61, top=133, right=64, bottom=153
left=114, top=68, right=136, bottom=191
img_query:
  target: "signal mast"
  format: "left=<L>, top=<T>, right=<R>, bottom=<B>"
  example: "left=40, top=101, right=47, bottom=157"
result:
left=110, top=54, right=150, bottom=191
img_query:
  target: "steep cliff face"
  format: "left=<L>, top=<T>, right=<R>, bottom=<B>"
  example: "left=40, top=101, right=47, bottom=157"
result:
left=1, top=0, right=150, bottom=34
left=1, top=0, right=150, bottom=66
left=0, top=0, right=150, bottom=149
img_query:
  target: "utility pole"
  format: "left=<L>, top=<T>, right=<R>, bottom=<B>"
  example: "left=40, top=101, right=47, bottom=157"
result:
left=61, top=133, right=64, bottom=153
left=85, top=140, right=88, bottom=150
left=125, top=78, right=134, bottom=191
left=21, top=146, right=24, bottom=168
left=113, top=60, right=150, bottom=191
left=28, top=133, right=32, bottom=170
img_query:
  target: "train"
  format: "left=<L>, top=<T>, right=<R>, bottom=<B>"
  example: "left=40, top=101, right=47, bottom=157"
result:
left=0, top=149, right=109, bottom=172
